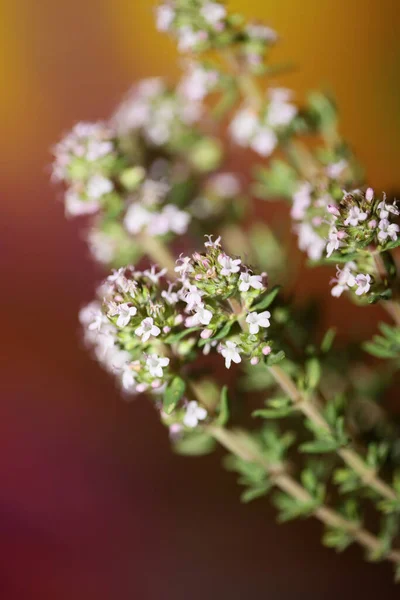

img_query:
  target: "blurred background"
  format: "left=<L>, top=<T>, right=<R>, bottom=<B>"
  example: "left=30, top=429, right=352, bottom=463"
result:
left=2, top=0, right=400, bottom=597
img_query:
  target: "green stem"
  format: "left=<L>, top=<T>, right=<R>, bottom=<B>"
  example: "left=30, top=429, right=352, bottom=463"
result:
left=207, top=424, right=400, bottom=566
left=269, top=364, right=398, bottom=502
left=137, top=233, right=177, bottom=279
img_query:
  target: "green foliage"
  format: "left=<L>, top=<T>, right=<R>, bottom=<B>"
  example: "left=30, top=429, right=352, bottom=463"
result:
left=253, top=396, right=293, bottom=420
left=320, top=328, right=336, bottom=354
left=253, top=160, right=298, bottom=200
left=323, top=528, right=353, bottom=552
left=363, top=322, right=400, bottom=360
left=163, top=377, right=186, bottom=414
left=216, top=386, right=230, bottom=426
left=273, top=492, right=318, bottom=522
left=305, top=357, right=322, bottom=390
left=225, top=454, right=272, bottom=503
left=174, top=431, right=217, bottom=456
left=265, top=351, right=286, bottom=367
left=251, top=285, right=281, bottom=312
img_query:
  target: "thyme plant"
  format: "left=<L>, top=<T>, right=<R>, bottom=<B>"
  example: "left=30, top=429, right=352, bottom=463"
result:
left=53, top=0, right=400, bottom=580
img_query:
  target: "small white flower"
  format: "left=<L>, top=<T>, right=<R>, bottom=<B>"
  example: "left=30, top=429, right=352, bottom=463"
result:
left=330, top=264, right=356, bottom=297
left=239, top=272, right=263, bottom=292
left=250, top=127, right=277, bottom=157
left=178, top=27, right=206, bottom=51
left=200, top=2, right=226, bottom=26
left=183, top=285, right=204, bottom=310
left=86, top=139, right=114, bottom=162
left=229, top=108, right=258, bottom=146
left=291, top=183, right=312, bottom=220
left=344, top=206, right=368, bottom=227
left=218, top=254, right=241, bottom=275
left=86, top=174, right=113, bottom=199
left=267, top=89, right=297, bottom=127
left=135, top=317, right=161, bottom=342
left=326, top=160, right=348, bottom=179
left=365, top=187, right=374, bottom=202
left=204, top=234, right=222, bottom=248
left=64, top=190, right=99, bottom=217
left=378, top=219, right=400, bottom=242
left=146, top=354, right=170, bottom=378
left=246, top=311, right=271, bottom=334
left=175, top=255, right=194, bottom=277
left=163, top=204, right=191, bottom=235
left=143, top=265, right=167, bottom=284
left=220, top=341, right=242, bottom=369
left=209, top=174, right=240, bottom=198
left=156, top=4, right=175, bottom=31
left=124, top=203, right=152, bottom=234
left=185, top=303, right=213, bottom=327
left=161, top=284, right=179, bottom=305
left=115, top=303, right=137, bottom=328
left=355, top=274, right=371, bottom=296
left=121, top=366, right=137, bottom=392
left=179, top=65, right=218, bottom=101
left=378, top=199, right=399, bottom=220
left=247, top=23, right=278, bottom=42
left=297, top=223, right=326, bottom=261
left=326, top=227, right=344, bottom=258
left=183, top=401, right=208, bottom=428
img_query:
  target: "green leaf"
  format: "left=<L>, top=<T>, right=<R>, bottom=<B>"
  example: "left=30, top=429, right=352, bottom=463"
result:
left=253, top=160, right=298, bottom=199
left=251, top=286, right=281, bottom=312
left=299, top=439, right=339, bottom=454
left=163, top=377, right=186, bottom=415
left=252, top=408, right=292, bottom=419
left=383, top=238, right=400, bottom=251
left=164, top=327, right=201, bottom=343
left=363, top=341, right=399, bottom=359
left=216, top=386, right=230, bottom=426
left=241, top=483, right=271, bottom=503
left=323, top=528, right=353, bottom=552
left=199, top=320, right=234, bottom=347
left=265, top=351, right=286, bottom=366
left=319, top=252, right=359, bottom=264
left=320, top=328, right=336, bottom=353
left=305, top=358, right=322, bottom=390
left=174, top=432, right=217, bottom=456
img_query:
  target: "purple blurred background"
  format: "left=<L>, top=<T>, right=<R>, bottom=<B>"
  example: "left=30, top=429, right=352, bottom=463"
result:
left=2, top=0, right=400, bottom=597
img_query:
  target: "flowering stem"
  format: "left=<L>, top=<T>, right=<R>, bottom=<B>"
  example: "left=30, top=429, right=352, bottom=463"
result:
left=208, top=424, right=400, bottom=565
left=268, top=365, right=398, bottom=502
left=137, top=233, right=177, bottom=278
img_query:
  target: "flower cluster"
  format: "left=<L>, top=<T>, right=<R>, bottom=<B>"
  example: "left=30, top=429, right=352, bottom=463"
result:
left=325, top=188, right=400, bottom=258
left=156, top=1, right=278, bottom=72
left=229, top=88, right=297, bottom=157
left=53, top=78, right=239, bottom=266
left=80, top=238, right=280, bottom=420
left=289, top=159, right=357, bottom=261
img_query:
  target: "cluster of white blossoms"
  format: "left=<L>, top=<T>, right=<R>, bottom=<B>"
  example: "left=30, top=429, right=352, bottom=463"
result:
left=156, top=1, right=278, bottom=73
left=123, top=179, right=191, bottom=237
left=112, top=77, right=202, bottom=145
left=80, top=238, right=280, bottom=430
left=229, top=89, right=297, bottom=157
left=290, top=181, right=330, bottom=261
left=325, top=188, right=400, bottom=259
left=178, top=62, right=219, bottom=102
left=156, top=1, right=227, bottom=49
left=53, top=75, right=236, bottom=266
left=52, top=122, right=116, bottom=217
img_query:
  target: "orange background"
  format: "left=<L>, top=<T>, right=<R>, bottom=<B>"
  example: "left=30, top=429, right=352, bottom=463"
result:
left=2, top=1, right=400, bottom=597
